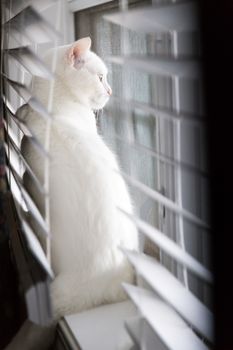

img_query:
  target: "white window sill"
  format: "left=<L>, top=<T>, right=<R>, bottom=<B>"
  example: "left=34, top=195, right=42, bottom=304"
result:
left=58, top=300, right=137, bottom=350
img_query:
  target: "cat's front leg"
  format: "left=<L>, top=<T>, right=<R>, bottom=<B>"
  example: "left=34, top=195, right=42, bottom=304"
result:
left=50, top=273, right=103, bottom=319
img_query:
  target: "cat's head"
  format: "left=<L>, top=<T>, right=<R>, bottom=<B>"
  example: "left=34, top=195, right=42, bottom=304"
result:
left=53, top=37, right=112, bottom=110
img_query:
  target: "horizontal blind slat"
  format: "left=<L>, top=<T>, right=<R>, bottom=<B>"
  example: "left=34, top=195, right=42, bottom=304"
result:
left=21, top=186, right=49, bottom=236
left=3, top=77, right=52, bottom=120
left=21, top=219, right=54, bottom=278
left=25, top=282, right=52, bottom=325
left=5, top=143, right=24, bottom=177
left=4, top=120, right=50, bottom=159
left=23, top=134, right=50, bottom=160
left=104, top=2, right=198, bottom=33
left=125, top=316, right=142, bottom=348
left=4, top=6, right=60, bottom=46
left=4, top=133, right=46, bottom=194
left=6, top=164, right=49, bottom=236
left=104, top=131, right=208, bottom=178
left=108, top=56, right=200, bottom=79
left=107, top=96, right=205, bottom=124
left=6, top=166, right=28, bottom=212
left=123, top=249, right=214, bottom=342
left=5, top=47, right=54, bottom=79
left=118, top=208, right=213, bottom=284
left=4, top=105, right=49, bottom=155
left=4, top=103, right=32, bottom=137
left=123, top=284, right=209, bottom=350
left=117, top=170, right=210, bottom=230
left=125, top=316, right=164, bottom=350
left=5, top=0, right=57, bottom=17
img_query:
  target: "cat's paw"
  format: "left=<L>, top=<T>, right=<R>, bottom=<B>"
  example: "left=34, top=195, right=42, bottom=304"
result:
left=50, top=274, right=73, bottom=320
left=50, top=274, right=89, bottom=319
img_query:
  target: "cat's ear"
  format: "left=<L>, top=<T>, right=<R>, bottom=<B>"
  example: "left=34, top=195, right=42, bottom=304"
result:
left=67, top=37, right=92, bottom=68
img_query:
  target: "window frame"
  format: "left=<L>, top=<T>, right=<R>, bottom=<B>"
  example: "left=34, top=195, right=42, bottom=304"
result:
left=71, top=0, right=211, bottom=300
left=2, top=1, right=213, bottom=348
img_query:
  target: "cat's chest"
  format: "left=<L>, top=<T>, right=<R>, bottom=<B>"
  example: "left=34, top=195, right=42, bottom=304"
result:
left=51, top=124, right=118, bottom=170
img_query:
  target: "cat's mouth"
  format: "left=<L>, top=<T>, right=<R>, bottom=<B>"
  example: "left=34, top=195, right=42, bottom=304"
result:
left=91, top=94, right=110, bottom=109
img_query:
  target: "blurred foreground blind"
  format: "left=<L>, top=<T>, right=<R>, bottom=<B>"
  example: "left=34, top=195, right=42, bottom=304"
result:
left=76, top=0, right=214, bottom=348
left=1, top=0, right=62, bottom=325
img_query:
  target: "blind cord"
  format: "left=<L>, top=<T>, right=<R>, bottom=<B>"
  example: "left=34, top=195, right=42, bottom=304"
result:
left=44, top=0, right=62, bottom=265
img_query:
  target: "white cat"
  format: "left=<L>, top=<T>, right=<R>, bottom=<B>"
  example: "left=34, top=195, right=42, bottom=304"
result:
left=20, top=37, right=139, bottom=321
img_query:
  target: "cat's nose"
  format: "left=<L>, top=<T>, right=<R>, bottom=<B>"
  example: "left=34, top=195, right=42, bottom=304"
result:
left=107, top=87, right=112, bottom=96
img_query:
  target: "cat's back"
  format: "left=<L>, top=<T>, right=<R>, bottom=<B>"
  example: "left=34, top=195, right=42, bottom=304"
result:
left=20, top=106, right=138, bottom=274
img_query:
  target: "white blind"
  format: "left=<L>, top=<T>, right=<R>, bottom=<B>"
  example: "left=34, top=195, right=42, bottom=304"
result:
left=1, top=0, right=62, bottom=325
left=103, top=1, right=213, bottom=349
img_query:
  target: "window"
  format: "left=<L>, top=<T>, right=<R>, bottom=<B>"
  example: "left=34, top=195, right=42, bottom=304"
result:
left=2, top=0, right=214, bottom=348
left=72, top=0, right=213, bottom=348
left=75, top=0, right=212, bottom=298
left=1, top=0, right=64, bottom=325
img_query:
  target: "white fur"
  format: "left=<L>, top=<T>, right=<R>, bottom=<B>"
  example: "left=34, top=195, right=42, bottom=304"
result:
left=20, top=38, right=139, bottom=320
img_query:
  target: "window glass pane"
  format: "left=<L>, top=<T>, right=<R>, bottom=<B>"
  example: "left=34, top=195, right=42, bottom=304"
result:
left=75, top=0, right=212, bottom=306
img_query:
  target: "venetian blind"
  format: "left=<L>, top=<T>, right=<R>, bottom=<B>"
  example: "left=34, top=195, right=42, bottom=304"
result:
left=102, top=1, right=214, bottom=349
left=1, top=0, right=62, bottom=325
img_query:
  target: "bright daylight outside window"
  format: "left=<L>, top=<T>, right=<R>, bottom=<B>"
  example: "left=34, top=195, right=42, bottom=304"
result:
left=1, top=0, right=225, bottom=349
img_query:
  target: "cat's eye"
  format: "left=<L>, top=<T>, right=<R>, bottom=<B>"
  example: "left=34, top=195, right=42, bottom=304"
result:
left=98, top=74, right=103, bottom=82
